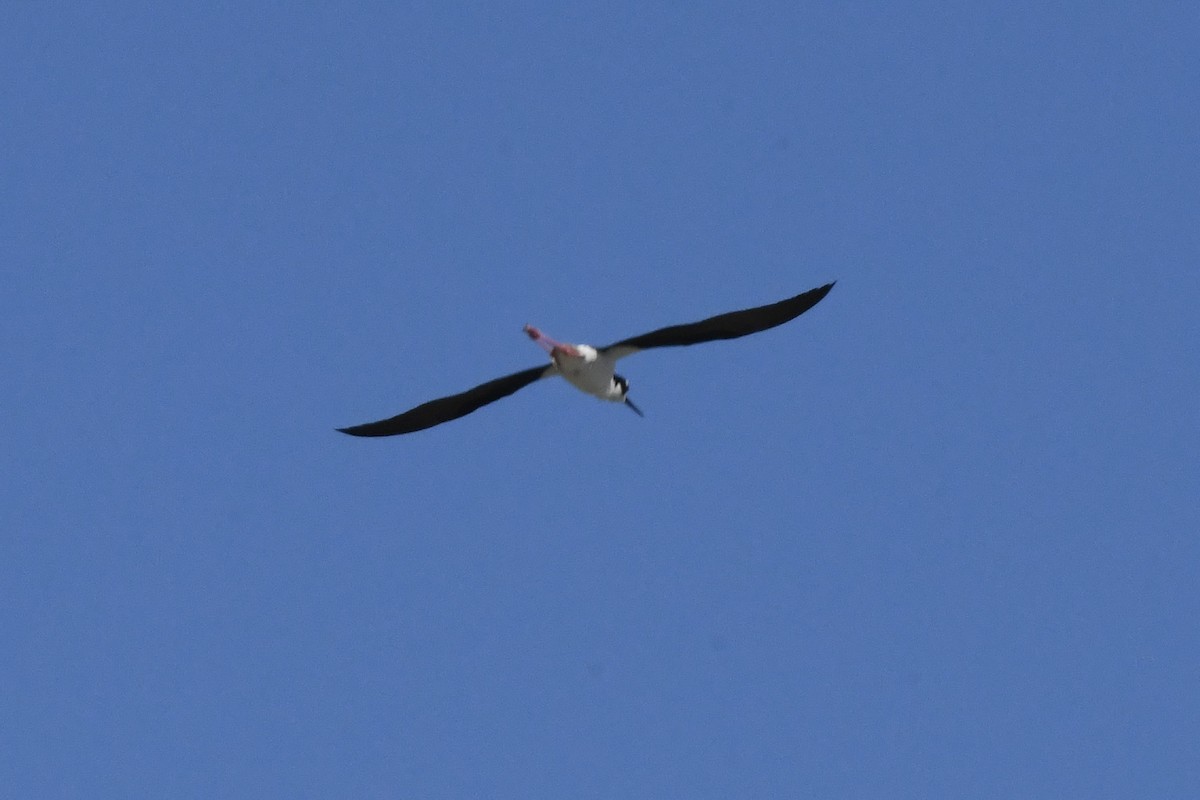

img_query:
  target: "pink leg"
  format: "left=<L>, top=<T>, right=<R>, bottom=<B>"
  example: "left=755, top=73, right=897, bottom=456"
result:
left=523, top=324, right=580, bottom=357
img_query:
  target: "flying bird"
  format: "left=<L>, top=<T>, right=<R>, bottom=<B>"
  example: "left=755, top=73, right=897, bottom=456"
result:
left=338, top=281, right=834, bottom=437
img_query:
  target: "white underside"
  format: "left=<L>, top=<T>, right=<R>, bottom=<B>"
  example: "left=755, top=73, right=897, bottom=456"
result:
left=553, top=345, right=621, bottom=401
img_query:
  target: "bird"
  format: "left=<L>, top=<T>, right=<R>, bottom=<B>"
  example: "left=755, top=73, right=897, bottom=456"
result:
left=337, top=281, right=834, bottom=437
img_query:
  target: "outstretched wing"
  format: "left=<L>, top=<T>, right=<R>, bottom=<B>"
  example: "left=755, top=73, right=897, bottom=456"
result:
left=337, top=364, right=554, bottom=437
left=600, top=282, right=834, bottom=359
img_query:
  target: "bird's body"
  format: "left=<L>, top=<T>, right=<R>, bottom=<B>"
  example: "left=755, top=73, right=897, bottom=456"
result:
left=523, top=328, right=625, bottom=404
left=338, top=282, right=834, bottom=437
left=552, top=345, right=617, bottom=399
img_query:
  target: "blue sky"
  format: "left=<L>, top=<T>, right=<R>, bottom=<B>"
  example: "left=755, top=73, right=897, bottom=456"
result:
left=4, top=4, right=1197, bottom=797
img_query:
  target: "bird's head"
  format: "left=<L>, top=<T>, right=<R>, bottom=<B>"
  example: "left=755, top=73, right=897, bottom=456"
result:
left=613, top=374, right=644, bottom=417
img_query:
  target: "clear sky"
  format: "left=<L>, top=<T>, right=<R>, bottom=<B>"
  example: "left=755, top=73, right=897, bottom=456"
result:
left=4, top=4, right=1197, bottom=797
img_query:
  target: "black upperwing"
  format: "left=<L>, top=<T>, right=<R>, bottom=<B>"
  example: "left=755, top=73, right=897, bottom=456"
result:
left=600, top=282, right=835, bottom=358
left=337, top=364, right=553, bottom=437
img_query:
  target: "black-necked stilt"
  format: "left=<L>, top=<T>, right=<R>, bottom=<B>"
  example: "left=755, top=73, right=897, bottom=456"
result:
left=338, top=282, right=834, bottom=437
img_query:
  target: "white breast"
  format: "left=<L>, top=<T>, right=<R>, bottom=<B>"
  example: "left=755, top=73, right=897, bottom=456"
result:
left=554, top=345, right=619, bottom=400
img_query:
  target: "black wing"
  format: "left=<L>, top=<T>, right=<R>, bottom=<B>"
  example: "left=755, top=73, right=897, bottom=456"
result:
left=600, top=282, right=835, bottom=358
left=337, top=364, right=553, bottom=437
